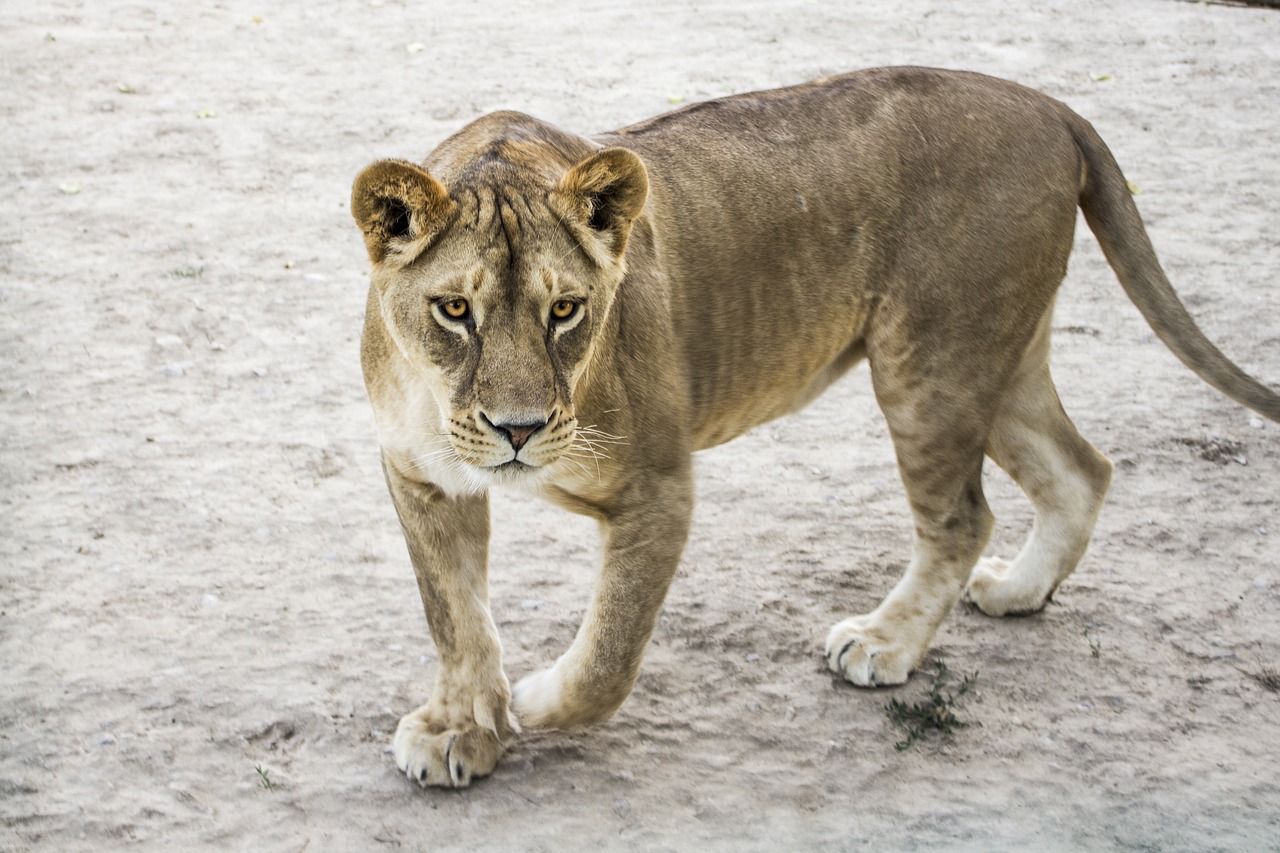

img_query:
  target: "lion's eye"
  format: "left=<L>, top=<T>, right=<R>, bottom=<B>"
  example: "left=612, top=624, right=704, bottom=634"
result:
left=440, top=298, right=470, bottom=320
left=551, top=300, right=578, bottom=322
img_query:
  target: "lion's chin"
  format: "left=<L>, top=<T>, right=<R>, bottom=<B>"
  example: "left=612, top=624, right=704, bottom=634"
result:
left=459, top=458, right=552, bottom=493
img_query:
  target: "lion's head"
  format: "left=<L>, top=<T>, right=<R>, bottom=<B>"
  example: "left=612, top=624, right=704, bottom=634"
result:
left=352, top=114, right=649, bottom=492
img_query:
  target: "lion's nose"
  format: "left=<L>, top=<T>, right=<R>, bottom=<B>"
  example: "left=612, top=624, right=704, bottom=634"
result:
left=482, top=413, right=549, bottom=452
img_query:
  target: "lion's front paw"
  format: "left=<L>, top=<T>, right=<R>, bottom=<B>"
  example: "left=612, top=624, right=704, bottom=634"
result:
left=825, top=616, right=920, bottom=687
left=393, top=704, right=508, bottom=788
left=965, top=556, right=1051, bottom=617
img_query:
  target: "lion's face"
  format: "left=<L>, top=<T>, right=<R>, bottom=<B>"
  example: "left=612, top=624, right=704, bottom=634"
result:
left=378, top=189, right=605, bottom=489
left=352, top=128, right=648, bottom=491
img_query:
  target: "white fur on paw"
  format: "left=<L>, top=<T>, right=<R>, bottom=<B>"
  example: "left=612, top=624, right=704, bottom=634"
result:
left=392, top=707, right=502, bottom=789
left=965, top=556, right=1049, bottom=617
left=511, top=664, right=567, bottom=729
left=825, top=617, right=915, bottom=687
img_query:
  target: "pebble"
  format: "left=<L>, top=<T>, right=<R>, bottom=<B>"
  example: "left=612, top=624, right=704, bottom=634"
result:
left=745, top=653, right=760, bottom=663
left=1254, top=576, right=1270, bottom=590
left=520, top=599, right=547, bottom=610
left=201, top=594, right=220, bottom=610
left=154, top=334, right=184, bottom=348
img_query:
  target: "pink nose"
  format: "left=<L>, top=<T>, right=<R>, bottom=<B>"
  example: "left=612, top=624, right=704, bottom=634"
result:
left=487, top=417, right=547, bottom=452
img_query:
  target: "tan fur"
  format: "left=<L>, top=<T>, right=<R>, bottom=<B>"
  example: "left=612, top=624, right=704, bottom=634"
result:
left=351, top=67, right=1280, bottom=788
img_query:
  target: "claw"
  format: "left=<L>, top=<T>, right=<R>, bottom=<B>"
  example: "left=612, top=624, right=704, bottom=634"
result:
left=445, top=735, right=461, bottom=787
left=837, top=638, right=858, bottom=671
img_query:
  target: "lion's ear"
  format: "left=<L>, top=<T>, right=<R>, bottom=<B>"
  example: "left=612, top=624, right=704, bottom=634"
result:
left=351, top=159, right=455, bottom=266
left=554, top=147, right=649, bottom=262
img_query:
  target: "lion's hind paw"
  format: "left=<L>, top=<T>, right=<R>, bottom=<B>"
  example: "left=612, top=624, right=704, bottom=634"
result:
left=964, top=556, right=1053, bottom=617
left=825, top=617, right=917, bottom=687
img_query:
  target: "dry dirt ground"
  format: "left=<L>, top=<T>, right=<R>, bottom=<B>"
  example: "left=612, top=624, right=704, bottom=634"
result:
left=3, top=0, right=1279, bottom=850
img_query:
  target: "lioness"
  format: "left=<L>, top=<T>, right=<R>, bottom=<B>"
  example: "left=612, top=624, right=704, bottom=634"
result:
left=351, top=67, right=1280, bottom=787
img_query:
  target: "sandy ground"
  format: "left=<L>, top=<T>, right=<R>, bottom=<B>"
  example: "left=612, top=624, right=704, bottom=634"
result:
left=3, top=0, right=1279, bottom=850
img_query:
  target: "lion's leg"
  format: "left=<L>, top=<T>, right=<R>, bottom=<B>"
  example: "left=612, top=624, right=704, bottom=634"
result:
left=383, top=460, right=517, bottom=788
left=826, top=431, right=993, bottom=686
left=966, top=329, right=1112, bottom=616
left=824, top=288, right=1053, bottom=686
left=513, top=469, right=693, bottom=728
left=826, top=359, right=1000, bottom=686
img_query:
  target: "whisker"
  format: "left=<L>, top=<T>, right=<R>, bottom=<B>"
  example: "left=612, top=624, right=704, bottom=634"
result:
left=571, top=450, right=612, bottom=469
left=412, top=448, right=459, bottom=466
left=575, top=435, right=626, bottom=448
left=571, top=438, right=615, bottom=458
left=576, top=423, right=625, bottom=436
left=404, top=422, right=449, bottom=439
left=564, top=445, right=608, bottom=461
left=574, top=424, right=629, bottom=445
left=575, top=438, right=626, bottom=454
left=568, top=436, right=610, bottom=454
left=558, top=454, right=596, bottom=480
left=562, top=446, right=606, bottom=479
left=559, top=451, right=601, bottom=480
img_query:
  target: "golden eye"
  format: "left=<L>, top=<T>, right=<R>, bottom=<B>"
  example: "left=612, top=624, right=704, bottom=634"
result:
left=441, top=298, right=470, bottom=320
left=551, top=300, right=578, bottom=321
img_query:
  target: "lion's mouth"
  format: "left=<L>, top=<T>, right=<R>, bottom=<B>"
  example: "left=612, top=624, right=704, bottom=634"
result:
left=492, top=459, right=535, bottom=472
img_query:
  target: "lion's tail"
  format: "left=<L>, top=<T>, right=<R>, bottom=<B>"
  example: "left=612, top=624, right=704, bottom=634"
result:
left=1063, top=109, right=1280, bottom=422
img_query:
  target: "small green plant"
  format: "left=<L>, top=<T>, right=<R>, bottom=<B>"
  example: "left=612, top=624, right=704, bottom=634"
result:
left=169, top=265, right=204, bottom=279
left=885, top=662, right=978, bottom=752
left=254, top=764, right=275, bottom=791
left=1186, top=675, right=1212, bottom=690
left=1083, top=628, right=1102, bottom=659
